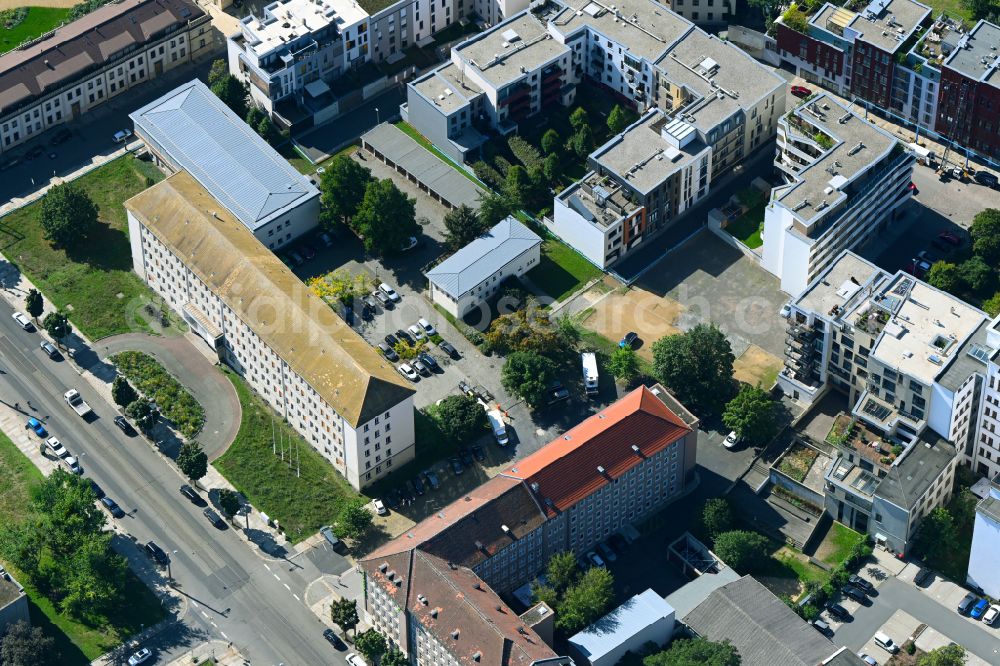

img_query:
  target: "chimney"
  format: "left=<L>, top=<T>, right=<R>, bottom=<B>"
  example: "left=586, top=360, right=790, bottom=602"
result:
left=379, top=563, right=388, bottom=573
left=473, top=652, right=483, bottom=662
left=451, top=629, right=460, bottom=640
left=631, top=444, right=641, bottom=455
left=501, top=524, right=512, bottom=536
left=597, top=465, right=606, bottom=475
left=431, top=608, right=439, bottom=618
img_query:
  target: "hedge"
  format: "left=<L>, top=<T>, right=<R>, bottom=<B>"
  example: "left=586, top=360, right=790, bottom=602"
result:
left=110, top=351, right=205, bottom=437
left=508, top=135, right=544, bottom=171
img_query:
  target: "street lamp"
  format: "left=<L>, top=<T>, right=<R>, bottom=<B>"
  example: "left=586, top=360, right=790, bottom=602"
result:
left=375, top=107, right=380, bottom=124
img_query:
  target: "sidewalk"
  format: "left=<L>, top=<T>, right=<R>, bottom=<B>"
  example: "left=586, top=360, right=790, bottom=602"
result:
left=166, top=640, right=247, bottom=666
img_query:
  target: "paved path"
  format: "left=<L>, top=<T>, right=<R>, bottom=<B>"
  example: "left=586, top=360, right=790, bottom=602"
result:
left=98, top=333, right=241, bottom=461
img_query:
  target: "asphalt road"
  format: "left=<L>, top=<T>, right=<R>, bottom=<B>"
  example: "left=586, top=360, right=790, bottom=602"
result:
left=0, top=297, right=350, bottom=665
left=834, top=577, right=1000, bottom=663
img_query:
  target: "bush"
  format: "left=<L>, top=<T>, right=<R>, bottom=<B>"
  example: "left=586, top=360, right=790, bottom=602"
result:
left=508, top=135, right=545, bottom=171
left=471, top=160, right=504, bottom=190
left=493, top=155, right=514, bottom=177
left=110, top=351, right=205, bottom=437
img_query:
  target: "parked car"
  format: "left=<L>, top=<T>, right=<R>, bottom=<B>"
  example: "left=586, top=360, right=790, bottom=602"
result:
left=958, top=592, right=979, bottom=615
left=384, top=490, right=401, bottom=510
left=179, top=484, right=206, bottom=506
left=812, top=619, right=832, bottom=636
left=89, top=479, right=105, bottom=500
left=50, top=128, right=72, bottom=145
left=439, top=340, right=459, bottom=359
left=982, top=604, right=1000, bottom=626
left=127, top=648, right=153, bottom=666
left=449, top=456, right=464, bottom=475
left=346, top=652, right=368, bottom=666
left=418, top=317, right=437, bottom=336
left=412, top=358, right=430, bottom=376
left=826, top=602, right=852, bottom=622
left=609, top=533, right=629, bottom=554
left=842, top=585, right=869, bottom=604
left=790, top=85, right=812, bottom=98
left=858, top=654, right=877, bottom=666
left=587, top=551, right=606, bottom=568
left=407, top=324, right=426, bottom=341
left=300, top=245, right=316, bottom=261
left=619, top=331, right=638, bottom=348
left=970, top=597, right=990, bottom=620
left=412, top=475, right=426, bottom=496
left=203, top=507, right=226, bottom=529
left=113, top=128, right=132, bottom=143
left=459, top=380, right=474, bottom=396
left=548, top=381, right=570, bottom=405
left=26, top=417, right=47, bottom=437
left=64, top=455, right=82, bottom=475
left=323, top=628, right=347, bottom=651
left=379, top=283, right=401, bottom=302
left=397, top=363, right=419, bottom=382
left=471, top=445, right=486, bottom=462
left=937, top=230, right=963, bottom=246
left=11, top=311, right=34, bottom=331
left=289, top=250, right=305, bottom=266
left=24, top=145, right=44, bottom=159
left=974, top=170, right=999, bottom=189
left=396, top=329, right=414, bottom=345
left=144, top=541, right=169, bottom=566
left=101, top=497, right=126, bottom=518
left=377, top=342, right=399, bottom=362
left=913, top=567, right=934, bottom=586
left=424, top=469, right=440, bottom=490
left=319, top=231, right=335, bottom=247
left=474, top=385, right=494, bottom=402
left=40, top=340, right=60, bottom=359
left=114, top=415, right=137, bottom=436
left=460, top=449, right=474, bottom=467
left=373, top=290, right=393, bottom=309
left=724, top=431, right=742, bottom=450
left=417, top=352, right=439, bottom=371
left=596, top=541, right=617, bottom=562
left=779, top=303, right=792, bottom=318
left=401, top=480, right=416, bottom=503
left=45, top=436, right=68, bottom=458
left=373, top=499, right=387, bottom=515
left=847, top=575, right=875, bottom=595
left=385, top=333, right=399, bottom=347
left=320, top=526, right=348, bottom=554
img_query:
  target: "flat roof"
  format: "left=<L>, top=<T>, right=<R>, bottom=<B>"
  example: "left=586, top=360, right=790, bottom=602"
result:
left=411, top=62, right=483, bottom=114
left=848, top=0, right=931, bottom=52
left=130, top=79, right=319, bottom=232
left=775, top=94, right=899, bottom=228
left=942, top=20, right=1000, bottom=89
left=550, top=0, right=693, bottom=63
left=124, top=171, right=414, bottom=427
left=937, top=320, right=993, bottom=392
left=240, top=0, right=367, bottom=57
left=568, top=590, right=674, bottom=661
left=869, top=274, right=985, bottom=384
left=663, top=566, right=740, bottom=619
left=793, top=251, right=887, bottom=317
left=425, top=216, right=541, bottom=299
left=657, top=30, right=785, bottom=133
left=875, top=431, right=956, bottom=509
left=591, top=110, right=708, bottom=194
left=0, top=0, right=203, bottom=115
left=558, top=171, right=642, bottom=230
left=454, top=12, right=567, bottom=89
left=978, top=494, right=1000, bottom=524
left=0, top=572, right=24, bottom=608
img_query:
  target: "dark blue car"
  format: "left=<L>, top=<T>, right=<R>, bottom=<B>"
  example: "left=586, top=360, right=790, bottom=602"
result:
left=970, top=598, right=989, bottom=620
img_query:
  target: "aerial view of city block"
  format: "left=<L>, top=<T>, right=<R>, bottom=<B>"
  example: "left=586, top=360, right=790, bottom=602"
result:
left=0, top=0, right=998, bottom=661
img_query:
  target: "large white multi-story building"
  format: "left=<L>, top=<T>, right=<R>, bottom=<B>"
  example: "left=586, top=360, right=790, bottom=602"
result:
left=130, top=79, right=320, bottom=250
left=762, top=93, right=915, bottom=295
left=0, top=0, right=215, bottom=155
left=125, top=171, right=415, bottom=490
left=360, top=385, right=698, bottom=665
left=967, top=473, right=1000, bottom=598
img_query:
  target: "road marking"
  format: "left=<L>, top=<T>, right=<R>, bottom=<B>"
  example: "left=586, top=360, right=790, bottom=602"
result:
left=211, top=621, right=217, bottom=628
left=201, top=611, right=211, bottom=620
left=283, top=583, right=290, bottom=591
left=263, top=563, right=271, bottom=571
left=273, top=573, right=281, bottom=581
left=221, top=631, right=228, bottom=640
left=293, top=593, right=300, bottom=601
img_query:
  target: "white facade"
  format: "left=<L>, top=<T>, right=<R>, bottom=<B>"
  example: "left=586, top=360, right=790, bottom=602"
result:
left=568, top=590, right=675, bottom=666
left=967, top=479, right=1000, bottom=599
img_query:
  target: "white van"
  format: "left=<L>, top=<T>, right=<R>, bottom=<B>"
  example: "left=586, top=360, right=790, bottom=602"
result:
left=487, top=409, right=509, bottom=446
left=873, top=631, right=898, bottom=654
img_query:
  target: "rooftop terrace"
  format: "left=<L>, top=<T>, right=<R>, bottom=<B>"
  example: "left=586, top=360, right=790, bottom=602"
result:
left=942, top=19, right=1000, bottom=87
left=848, top=0, right=931, bottom=52
left=557, top=171, right=643, bottom=229
left=240, top=0, right=365, bottom=57
left=793, top=251, right=887, bottom=318
left=549, top=0, right=693, bottom=63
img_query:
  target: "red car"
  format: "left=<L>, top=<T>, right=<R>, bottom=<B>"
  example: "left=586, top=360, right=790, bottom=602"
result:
left=790, top=85, right=812, bottom=98
left=938, top=230, right=962, bottom=247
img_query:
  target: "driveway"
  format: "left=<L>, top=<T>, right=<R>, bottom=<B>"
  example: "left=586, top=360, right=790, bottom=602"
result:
left=294, top=87, right=406, bottom=163
left=96, top=332, right=241, bottom=460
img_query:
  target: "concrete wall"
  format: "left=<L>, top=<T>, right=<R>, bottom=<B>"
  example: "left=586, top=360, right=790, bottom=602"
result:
left=726, top=25, right=781, bottom=67
left=551, top=194, right=610, bottom=269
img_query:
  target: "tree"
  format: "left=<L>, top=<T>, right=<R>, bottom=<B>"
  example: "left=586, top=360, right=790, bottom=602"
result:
left=959, top=256, right=994, bottom=294
left=927, top=261, right=962, bottom=294
left=42, top=311, right=70, bottom=340
left=355, top=629, right=387, bottom=664
left=218, top=488, right=240, bottom=521
left=320, top=155, right=372, bottom=227
left=382, top=649, right=408, bottom=666
left=546, top=551, right=579, bottom=593
left=643, top=637, right=741, bottom=666
left=914, top=507, right=959, bottom=567
left=478, top=191, right=514, bottom=228
left=541, top=128, right=561, bottom=155
left=257, top=114, right=280, bottom=145
left=607, top=104, right=629, bottom=134
left=338, top=499, right=373, bottom=539
left=543, top=153, right=562, bottom=182
left=0, top=620, right=60, bottom=666
left=25, top=289, right=43, bottom=320
left=40, top=182, right=99, bottom=248
left=126, top=398, right=158, bottom=432
left=444, top=204, right=487, bottom=249
left=211, top=74, right=248, bottom=119
left=531, top=582, right=559, bottom=609
left=569, top=107, right=589, bottom=132
left=352, top=179, right=418, bottom=256
left=330, top=597, right=360, bottom=637
left=111, top=376, right=138, bottom=408
left=918, top=643, right=966, bottom=666
left=484, top=301, right=567, bottom=356
left=208, top=58, right=229, bottom=88
left=505, top=165, right=532, bottom=209
left=608, top=346, right=640, bottom=383
left=433, top=394, right=488, bottom=443
left=651, top=324, right=735, bottom=415
left=722, top=385, right=777, bottom=445
left=712, top=530, right=770, bottom=574
left=983, top=291, right=1000, bottom=317
left=960, top=0, right=998, bottom=21
left=748, top=0, right=783, bottom=22
left=556, top=565, right=614, bottom=633
left=701, top=498, right=735, bottom=541
left=307, top=269, right=372, bottom=305
left=177, top=440, right=208, bottom=483
left=571, top=125, right=595, bottom=159
left=781, top=6, right=810, bottom=33
left=970, top=208, right=1000, bottom=263
left=502, top=350, right=557, bottom=407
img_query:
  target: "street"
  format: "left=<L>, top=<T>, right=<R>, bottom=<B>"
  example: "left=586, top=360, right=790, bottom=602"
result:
left=0, top=295, right=352, bottom=665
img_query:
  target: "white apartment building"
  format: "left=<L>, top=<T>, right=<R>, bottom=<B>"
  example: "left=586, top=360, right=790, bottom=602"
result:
left=360, top=385, right=698, bottom=665
left=125, top=171, right=415, bottom=490
left=425, top=216, right=541, bottom=318
left=130, top=79, right=320, bottom=249
left=0, top=0, right=214, bottom=155
left=762, top=94, right=915, bottom=295
left=967, top=473, right=1000, bottom=598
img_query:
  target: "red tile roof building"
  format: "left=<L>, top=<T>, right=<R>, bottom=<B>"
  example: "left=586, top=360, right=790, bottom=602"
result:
left=360, top=385, right=697, bottom=666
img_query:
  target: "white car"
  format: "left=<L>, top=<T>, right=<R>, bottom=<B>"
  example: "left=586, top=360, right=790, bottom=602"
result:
left=45, top=436, right=68, bottom=458
left=397, top=363, right=418, bottom=381
left=128, top=648, right=152, bottom=666
left=11, top=311, right=33, bottom=330
left=346, top=653, right=368, bottom=666
left=779, top=304, right=791, bottom=318
left=113, top=128, right=132, bottom=143
left=378, top=283, right=401, bottom=302
left=724, top=431, right=742, bottom=449
left=64, top=455, right=82, bottom=475
left=407, top=324, right=426, bottom=341
left=983, top=604, right=1000, bottom=626
left=373, top=499, right=387, bottom=515
left=418, top=317, right=437, bottom=336
left=587, top=551, right=606, bottom=568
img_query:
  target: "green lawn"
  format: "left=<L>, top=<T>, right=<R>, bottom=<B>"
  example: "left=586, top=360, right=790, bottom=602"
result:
left=0, top=155, right=164, bottom=339
left=527, top=239, right=603, bottom=303
left=0, top=7, right=70, bottom=54
left=724, top=209, right=765, bottom=249
left=212, top=369, right=364, bottom=543
left=820, top=522, right=866, bottom=568
left=920, top=0, right=972, bottom=20
left=756, top=542, right=831, bottom=601
left=280, top=142, right=314, bottom=174
left=0, top=431, right=165, bottom=662
left=393, top=121, right=485, bottom=188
